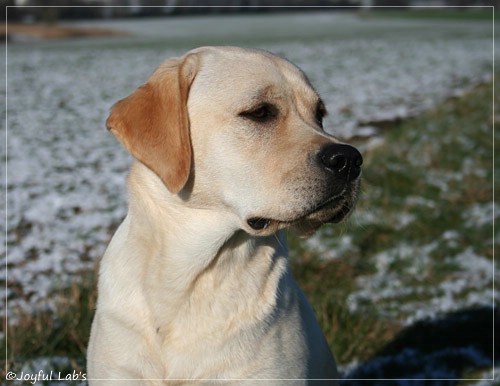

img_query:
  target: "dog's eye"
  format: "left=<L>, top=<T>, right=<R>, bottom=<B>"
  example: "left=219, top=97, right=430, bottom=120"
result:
left=240, top=104, right=278, bottom=123
left=315, top=102, right=326, bottom=129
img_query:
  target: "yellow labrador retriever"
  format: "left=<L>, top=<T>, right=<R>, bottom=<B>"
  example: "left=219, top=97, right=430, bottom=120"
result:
left=87, top=46, right=362, bottom=385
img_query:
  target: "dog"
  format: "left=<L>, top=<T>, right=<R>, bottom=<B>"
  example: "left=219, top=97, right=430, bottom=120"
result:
left=87, top=46, right=362, bottom=385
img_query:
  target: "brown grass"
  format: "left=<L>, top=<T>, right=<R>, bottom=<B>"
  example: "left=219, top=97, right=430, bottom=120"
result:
left=2, top=23, right=129, bottom=41
left=3, top=276, right=97, bottom=377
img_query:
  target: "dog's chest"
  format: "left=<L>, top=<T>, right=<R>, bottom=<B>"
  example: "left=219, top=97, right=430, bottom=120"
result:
left=146, top=254, right=299, bottom=379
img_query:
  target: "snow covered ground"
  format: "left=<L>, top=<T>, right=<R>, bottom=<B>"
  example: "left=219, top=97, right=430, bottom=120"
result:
left=2, top=8, right=496, bottom=350
left=3, top=10, right=495, bottom=318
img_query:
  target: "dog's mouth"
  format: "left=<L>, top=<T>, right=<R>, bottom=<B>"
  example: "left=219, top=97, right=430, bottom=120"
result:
left=246, top=192, right=357, bottom=236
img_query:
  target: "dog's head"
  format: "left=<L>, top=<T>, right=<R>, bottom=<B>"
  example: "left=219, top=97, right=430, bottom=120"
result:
left=107, top=46, right=362, bottom=236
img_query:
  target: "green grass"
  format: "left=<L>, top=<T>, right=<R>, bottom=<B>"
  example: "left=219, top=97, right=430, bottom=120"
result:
left=290, top=76, right=496, bottom=371
left=366, top=8, right=497, bottom=21
left=3, top=75, right=496, bottom=379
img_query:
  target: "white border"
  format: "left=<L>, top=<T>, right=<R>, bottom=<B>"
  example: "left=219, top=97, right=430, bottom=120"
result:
left=4, top=4, right=496, bottom=383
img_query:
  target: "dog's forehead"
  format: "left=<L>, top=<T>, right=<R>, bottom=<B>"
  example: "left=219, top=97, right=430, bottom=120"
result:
left=192, top=47, right=319, bottom=104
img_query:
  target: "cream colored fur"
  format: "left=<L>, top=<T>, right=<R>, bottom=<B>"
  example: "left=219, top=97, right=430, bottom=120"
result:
left=87, top=47, right=361, bottom=385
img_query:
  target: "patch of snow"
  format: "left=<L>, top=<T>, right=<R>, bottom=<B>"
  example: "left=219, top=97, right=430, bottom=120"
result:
left=355, top=126, right=380, bottom=138
left=305, top=232, right=358, bottom=260
left=347, top=240, right=496, bottom=324
left=361, top=136, right=385, bottom=153
left=404, top=196, right=437, bottom=209
left=463, top=202, right=497, bottom=229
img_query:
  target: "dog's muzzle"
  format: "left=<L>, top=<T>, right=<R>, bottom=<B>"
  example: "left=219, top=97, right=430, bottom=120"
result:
left=247, top=143, right=362, bottom=235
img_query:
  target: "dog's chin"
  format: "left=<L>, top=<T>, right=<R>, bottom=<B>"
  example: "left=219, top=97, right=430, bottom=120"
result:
left=246, top=196, right=357, bottom=237
left=290, top=200, right=356, bottom=237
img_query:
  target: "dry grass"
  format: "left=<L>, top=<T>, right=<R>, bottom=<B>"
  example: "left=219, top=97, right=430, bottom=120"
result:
left=2, top=23, right=129, bottom=41
left=2, top=275, right=96, bottom=378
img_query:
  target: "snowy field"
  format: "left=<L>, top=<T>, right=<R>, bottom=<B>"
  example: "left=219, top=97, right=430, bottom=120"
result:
left=2, top=11, right=497, bottom=378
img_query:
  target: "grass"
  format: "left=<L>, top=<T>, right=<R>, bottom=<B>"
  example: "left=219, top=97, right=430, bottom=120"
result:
left=365, top=8, right=497, bottom=21
left=290, top=75, right=496, bottom=374
left=2, top=275, right=96, bottom=379
left=3, top=76, right=496, bottom=381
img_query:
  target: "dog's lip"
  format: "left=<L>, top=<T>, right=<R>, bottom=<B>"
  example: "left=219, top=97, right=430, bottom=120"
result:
left=247, top=193, right=351, bottom=231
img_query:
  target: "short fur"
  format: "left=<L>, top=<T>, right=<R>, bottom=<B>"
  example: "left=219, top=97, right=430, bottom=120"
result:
left=87, top=46, right=361, bottom=385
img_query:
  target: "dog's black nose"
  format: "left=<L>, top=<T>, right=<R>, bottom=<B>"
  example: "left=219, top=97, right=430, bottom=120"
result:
left=318, top=144, right=363, bottom=182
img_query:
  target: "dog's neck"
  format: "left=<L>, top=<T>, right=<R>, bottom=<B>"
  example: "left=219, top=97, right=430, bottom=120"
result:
left=123, top=162, right=290, bottom=331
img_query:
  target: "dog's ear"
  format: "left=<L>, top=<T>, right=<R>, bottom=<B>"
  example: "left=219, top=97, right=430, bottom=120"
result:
left=106, top=54, right=199, bottom=193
